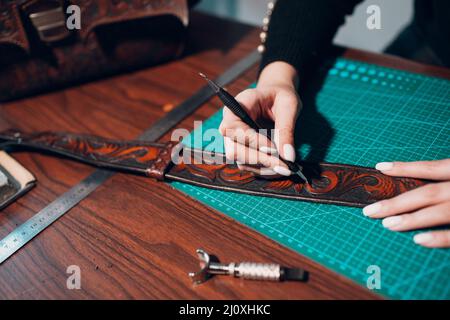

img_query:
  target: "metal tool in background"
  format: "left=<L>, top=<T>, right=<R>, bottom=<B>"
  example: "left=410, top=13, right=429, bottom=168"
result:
left=0, top=50, right=261, bottom=265
left=189, top=249, right=308, bottom=284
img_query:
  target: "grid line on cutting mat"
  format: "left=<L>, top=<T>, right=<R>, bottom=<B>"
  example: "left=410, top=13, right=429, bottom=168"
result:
left=171, top=58, right=450, bottom=300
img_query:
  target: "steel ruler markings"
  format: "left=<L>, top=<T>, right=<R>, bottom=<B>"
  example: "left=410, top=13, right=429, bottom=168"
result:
left=0, top=50, right=261, bottom=264
left=0, top=170, right=112, bottom=264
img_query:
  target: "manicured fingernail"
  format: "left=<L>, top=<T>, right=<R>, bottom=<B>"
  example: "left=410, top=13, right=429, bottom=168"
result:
left=376, top=162, right=393, bottom=171
left=283, top=144, right=296, bottom=162
left=260, top=146, right=278, bottom=155
left=413, top=233, right=433, bottom=244
left=363, top=202, right=381, bottom=216
left=260, top=168, right=277, bottom=176
left=382, top=216, right=402, bottom=229
left=0, top=173, right=6, bottom=187
left=236, top=162, right=245, bottom=171
left=274, top=165, right=292, bottom=176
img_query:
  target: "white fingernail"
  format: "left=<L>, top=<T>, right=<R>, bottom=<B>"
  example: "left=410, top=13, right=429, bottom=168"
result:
left=260, top=146, right=278, bottom=155
left=362, top=202, right=381, bottom=216
left=273, top=166, right=292, bottom=176
left=283, top=144, right=296, bottom=162
left=382, top=216, right=402, bottom=228
left=260, top=168, right=277, bottom=176
left=376, top=162, right=394, bottom=171
left=413, top=233, right=433, bottom=244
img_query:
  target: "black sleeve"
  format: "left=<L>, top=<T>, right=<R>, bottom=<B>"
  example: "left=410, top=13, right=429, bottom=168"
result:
left=260, top=0, right=363, bottom=77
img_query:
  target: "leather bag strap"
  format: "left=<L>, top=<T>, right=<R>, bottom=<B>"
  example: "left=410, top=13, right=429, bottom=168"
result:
left=0, top=129, right=177, bottom=180
left=0, top=129, right=427, bottom=207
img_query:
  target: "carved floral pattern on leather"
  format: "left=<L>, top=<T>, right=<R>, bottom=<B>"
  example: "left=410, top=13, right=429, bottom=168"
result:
left=263, top=168, right=423, bottom=198
left=172, top=162, right=255, bottom=185
left=0, top=129, right=175, bottom=179
left=0, top=129, right=428, bottom=207
left=169, top=156, right=427, bottom=207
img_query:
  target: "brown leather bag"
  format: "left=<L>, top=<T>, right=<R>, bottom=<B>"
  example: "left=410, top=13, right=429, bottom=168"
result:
left=0, top=0, right=194, bottom=101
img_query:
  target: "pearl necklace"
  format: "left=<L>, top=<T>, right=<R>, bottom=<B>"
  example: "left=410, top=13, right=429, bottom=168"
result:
left=258, top=1, right=275, bottom=53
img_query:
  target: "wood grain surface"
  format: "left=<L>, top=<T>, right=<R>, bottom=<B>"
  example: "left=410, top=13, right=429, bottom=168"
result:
left=0, top=12, right=448, bottom=300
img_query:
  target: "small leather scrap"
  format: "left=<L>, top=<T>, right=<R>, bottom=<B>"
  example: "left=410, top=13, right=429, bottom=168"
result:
left=0, top=130, right=427, bottom=207
left=0, top=151, right=36, bottom=210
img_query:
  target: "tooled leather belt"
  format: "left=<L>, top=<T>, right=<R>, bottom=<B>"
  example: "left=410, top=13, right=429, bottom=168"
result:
left=0, top=129, right=427, bottom=208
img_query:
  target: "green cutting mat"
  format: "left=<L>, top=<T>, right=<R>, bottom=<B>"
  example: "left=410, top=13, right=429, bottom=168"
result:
left=172, top=58, right=450, bottom=300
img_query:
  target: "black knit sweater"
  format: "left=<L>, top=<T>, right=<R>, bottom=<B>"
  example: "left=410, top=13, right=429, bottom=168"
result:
left=261, top=0, right=450, bottom=76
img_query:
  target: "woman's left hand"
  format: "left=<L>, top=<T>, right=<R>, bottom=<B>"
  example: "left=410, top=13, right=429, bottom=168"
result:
left=362, top=159, right=450, bottom=248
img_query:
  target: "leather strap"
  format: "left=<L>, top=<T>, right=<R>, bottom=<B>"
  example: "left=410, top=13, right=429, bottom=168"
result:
left=0, top=129, right=177, bottom=180
left=168, top=149, right=427, bottom=207
left=0, top=130, right=427, bottom=207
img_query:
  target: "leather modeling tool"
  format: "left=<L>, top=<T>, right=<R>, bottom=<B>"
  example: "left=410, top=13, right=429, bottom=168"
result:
left=188, top=249, right=307, bottom=284
left=199, top=72, right=309, bottom=183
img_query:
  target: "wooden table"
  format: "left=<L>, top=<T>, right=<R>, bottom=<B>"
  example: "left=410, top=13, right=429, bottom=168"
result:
left=1, top=13, right=448, bottom=300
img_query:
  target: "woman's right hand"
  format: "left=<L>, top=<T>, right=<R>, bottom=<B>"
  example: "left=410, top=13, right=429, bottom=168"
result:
left=219, top=61, right=302, bottom=176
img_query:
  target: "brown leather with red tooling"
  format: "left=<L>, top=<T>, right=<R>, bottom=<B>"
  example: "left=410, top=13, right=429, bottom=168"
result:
left=167, top=149, right=427, bottom=207
left=0, top=129, right=177, bottom=180
left=0, top=130, right=428, bottom=207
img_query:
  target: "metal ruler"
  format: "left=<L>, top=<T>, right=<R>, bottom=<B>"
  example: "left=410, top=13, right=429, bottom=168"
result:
left=0, top=50, right=260, bottom=264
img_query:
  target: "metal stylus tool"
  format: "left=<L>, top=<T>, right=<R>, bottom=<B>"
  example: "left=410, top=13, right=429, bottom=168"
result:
left=199, top=72, right=308, bottom=183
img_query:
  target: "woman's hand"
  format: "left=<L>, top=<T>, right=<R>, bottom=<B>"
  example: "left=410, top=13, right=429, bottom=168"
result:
left=363, top=159, right=450, bottom=248
left=219, top=61, right=301, bottom=176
